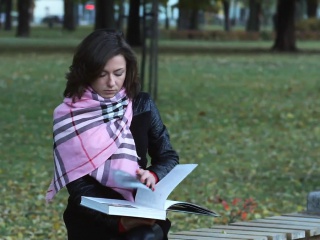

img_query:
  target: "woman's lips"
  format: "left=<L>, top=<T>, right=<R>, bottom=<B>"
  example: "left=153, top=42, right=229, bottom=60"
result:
left=104, top=90, right=116, bottom=94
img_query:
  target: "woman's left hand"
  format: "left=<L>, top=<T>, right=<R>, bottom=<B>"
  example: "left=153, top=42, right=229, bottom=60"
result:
left=136, top=169, right=156, bottom=191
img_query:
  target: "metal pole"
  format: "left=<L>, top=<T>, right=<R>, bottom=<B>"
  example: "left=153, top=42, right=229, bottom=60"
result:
left=153, top=0, right=159, bottom=100
left=140, top=0, right=147, bottom=91
left=148, top=0, right=158, bottom=100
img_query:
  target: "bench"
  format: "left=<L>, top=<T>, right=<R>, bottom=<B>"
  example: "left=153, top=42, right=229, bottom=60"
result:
left=169, top=191, right=320, bottom=240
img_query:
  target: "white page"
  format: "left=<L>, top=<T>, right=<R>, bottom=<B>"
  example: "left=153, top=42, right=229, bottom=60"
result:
left=134, top=164, right=197, bottom=209
left=113, top=169, right=151, bottom=190
left=81, top=197, right=166, bottom=219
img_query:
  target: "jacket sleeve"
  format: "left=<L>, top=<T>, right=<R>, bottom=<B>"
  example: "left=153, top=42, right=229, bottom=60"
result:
left=146, top=97, right=179, bottom=180
left=65, top=175, right=123, bottom=230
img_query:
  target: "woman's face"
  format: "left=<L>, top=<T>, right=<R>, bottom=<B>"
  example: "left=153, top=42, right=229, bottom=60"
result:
left=91, top=54, right=126, bottom=99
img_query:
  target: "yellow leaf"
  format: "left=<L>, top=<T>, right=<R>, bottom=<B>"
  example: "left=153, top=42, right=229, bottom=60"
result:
left=287, top=113, right=294, bottom=118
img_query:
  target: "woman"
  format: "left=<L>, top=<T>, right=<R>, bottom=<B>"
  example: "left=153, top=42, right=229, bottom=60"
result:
left=46, top=29, right=179, bottom=240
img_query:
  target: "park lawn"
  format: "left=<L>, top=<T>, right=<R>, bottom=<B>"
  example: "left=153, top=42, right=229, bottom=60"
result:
left=0, top=45, right=320, bottom=238
left=1, top=25, right=320, bottom=54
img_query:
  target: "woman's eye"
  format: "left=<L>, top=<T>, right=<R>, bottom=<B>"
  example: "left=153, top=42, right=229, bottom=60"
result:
left=99, top=72, right=107, bottom=77
left=115, top=72, right=124, bottom=77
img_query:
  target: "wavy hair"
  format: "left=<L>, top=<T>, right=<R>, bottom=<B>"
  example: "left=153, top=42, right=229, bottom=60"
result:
left=64, top=29, right=140, bottom=100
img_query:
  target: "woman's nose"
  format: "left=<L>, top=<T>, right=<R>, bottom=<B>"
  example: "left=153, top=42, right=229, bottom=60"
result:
left=106, top=75, right=115, bottom=87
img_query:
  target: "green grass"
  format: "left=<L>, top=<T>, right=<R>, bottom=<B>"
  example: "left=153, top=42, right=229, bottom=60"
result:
left=1, top=32, right=320, bottom=239
left=1, top=26, right=320, bottom=54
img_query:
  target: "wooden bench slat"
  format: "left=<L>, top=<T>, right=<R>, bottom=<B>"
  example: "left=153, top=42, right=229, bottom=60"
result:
left=169, top=234, right=244, bottom=240
left=172, top=230, right=268, bottom=240
left=208, top=225, right=305, bottom=240
left=268, top=216, right=320, bottom=223
left=253, top=218, right=320, bottom=227
left=170, top=238, right=243, bottom=240
left=251, top=218, right=320, bottom=236
left=169, top=235, right=215, bottom=240
left=169, top=213, right=320, bottom=240
left=193, top=228, right=286, bottom=240
left=282, top=213, right=320, bottom=219
left=231, top=221, right=316, bottom=237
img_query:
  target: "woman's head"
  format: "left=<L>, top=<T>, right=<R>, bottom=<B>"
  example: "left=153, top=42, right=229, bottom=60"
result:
left=64, top=29, right=140, bottom=100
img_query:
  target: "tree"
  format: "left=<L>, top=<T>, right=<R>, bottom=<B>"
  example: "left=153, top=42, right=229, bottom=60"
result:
left=176, top=0, right=214, bottom=30
left=63, top=0, right=77, bottom=31
left=295, top=0, right=306, bottom=21
left=0, top=0, right=3, bottom=28
left=16, top=0, right=32, bottom=37
left=222, top=0, right=230, bottom=31
left=126, top=0, right=141, bottom=46
left=246, top=0, right=261, bottom=32
left=306, top=0, right=318, bottom=18
left=162, top=0, right=170, bottom=30
left=272, top=0, right=297, bottom=52
left=116, top=0, right=125, bottom=30
left=5, top=0, right=12, bottom=31
left=189, top=7, right=199, bottom=30
left=0, top=0, right=12, bottom=30
left=94, top=0, right=115, bottom=30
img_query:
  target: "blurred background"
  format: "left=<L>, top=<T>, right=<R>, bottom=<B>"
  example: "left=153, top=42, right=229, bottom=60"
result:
left=1, top=0, right=319, bottom=48
left=1, top=0, right=320, bottom=239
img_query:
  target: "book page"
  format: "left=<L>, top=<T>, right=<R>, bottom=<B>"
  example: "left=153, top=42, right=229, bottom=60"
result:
left=112, top=170, right=151, bottom=190
left=81, top=197, right=166, bottom=220
left=134, top=164, right=197, bottom=209
left=164, top=200, right=219, bottom=217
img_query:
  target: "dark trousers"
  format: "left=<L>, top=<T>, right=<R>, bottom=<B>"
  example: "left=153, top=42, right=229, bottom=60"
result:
left=63, top=205, right=171, bottom=240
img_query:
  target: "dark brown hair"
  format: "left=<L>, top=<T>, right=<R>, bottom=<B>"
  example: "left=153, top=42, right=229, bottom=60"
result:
left=64, top=29, right=140, bottom=100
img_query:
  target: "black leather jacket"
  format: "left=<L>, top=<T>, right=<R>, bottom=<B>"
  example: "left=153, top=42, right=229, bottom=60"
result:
left=63, top=92, right=179, bottom=239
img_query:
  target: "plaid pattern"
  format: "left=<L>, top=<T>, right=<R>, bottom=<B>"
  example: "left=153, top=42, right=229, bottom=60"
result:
left=46, top=88, right=140, bottom=202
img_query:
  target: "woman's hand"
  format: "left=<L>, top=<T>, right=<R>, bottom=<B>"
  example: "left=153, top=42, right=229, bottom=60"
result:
left=136, top=169, right=156, bottom=191
left=120, top=217, right=156, bottom=231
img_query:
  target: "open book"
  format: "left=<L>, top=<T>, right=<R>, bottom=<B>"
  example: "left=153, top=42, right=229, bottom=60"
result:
left=80, top=164, right=219, bottom=220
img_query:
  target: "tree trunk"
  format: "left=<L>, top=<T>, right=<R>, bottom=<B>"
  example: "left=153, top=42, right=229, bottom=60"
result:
left=5, top=0, right=12, bottom=30
left=94, top=0, right=115, bottom=30
left=126, top=0, right=141, bottom=46
left=306, top=0, right=318, bottom=18
left=177, top=9, right=190, bottom=30
left=0, top=0, right=2, bottom=29
left=63, top=0, right=76, bottom=31
left=272, top=0, right=297, bottom=52
left=117, top=0, right=125, bottom=31
left=246, top=0, right=261, bottom=32
left=222, top=0, right=230, bottom=32
left=295, top=0, right=305, bottom=21
left=189, top=8, right=199, bottom=30
left=16, top=0, right=31, bottom=37
left=164, top=2, right=169, bottom=30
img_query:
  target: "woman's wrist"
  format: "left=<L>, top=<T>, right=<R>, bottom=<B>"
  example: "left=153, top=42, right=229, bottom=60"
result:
left=149, top=171, right=159, bottom=183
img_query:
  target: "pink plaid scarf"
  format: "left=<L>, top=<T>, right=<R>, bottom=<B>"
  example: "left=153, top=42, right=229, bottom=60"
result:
left=46, top=88, right=140, bottom=202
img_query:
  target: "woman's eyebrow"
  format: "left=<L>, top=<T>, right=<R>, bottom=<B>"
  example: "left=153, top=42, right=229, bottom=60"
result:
left=114, top=68, right=125, bottom=72
left=101, top=67, right=125, bottom=73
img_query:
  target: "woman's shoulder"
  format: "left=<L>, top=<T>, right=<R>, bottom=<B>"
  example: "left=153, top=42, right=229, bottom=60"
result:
left=134, top=91, right=151, bottom=100
left=133, top=91, right=152, bottom=104
left=132, top=91, right=153, bottom=115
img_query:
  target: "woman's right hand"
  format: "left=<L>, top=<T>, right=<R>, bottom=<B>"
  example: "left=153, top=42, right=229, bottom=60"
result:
left=120, top=217, right=156, bottom=231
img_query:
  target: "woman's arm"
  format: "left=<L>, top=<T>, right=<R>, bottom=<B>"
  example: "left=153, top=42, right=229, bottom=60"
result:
left=146, top=98, right=179, bottom=180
